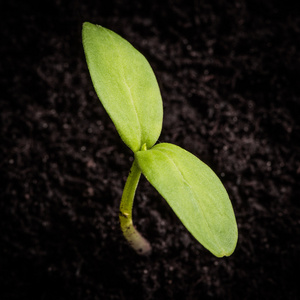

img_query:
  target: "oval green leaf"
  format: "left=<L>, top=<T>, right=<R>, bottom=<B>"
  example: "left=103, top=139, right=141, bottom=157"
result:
left=82, top=22, right=163, bottom=152
left=135, top=143, right=238, bottom=257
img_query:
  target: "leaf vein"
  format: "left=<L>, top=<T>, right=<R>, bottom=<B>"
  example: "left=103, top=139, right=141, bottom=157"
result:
left=155, top=148, right=223, bottom=251
left=106, top=30, right=142, bottom=147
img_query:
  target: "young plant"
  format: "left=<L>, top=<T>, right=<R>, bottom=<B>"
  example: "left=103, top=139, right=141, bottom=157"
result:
left=82, top=22, right=238, bottom=257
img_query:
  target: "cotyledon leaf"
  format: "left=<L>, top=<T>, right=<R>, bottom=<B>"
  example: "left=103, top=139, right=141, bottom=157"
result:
left=82, top=22, right=163, bottom=153
left=135, top=143, right=238, bottom=257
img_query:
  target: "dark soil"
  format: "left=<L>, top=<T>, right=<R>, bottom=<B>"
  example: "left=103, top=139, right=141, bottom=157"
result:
left=1, top=0, right=300, bottom=299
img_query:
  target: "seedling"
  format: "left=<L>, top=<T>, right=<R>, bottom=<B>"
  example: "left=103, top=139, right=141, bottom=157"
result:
left=82, top=22, right=238, bottom=257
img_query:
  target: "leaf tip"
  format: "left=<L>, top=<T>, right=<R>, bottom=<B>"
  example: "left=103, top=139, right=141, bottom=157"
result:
left=82, top=21, right=93, bottom=31
left=214, top=232, right=238, bottom=258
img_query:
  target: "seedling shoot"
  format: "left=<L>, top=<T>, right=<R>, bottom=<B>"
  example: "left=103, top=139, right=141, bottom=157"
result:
left=82, top=22, right=238, bottom=257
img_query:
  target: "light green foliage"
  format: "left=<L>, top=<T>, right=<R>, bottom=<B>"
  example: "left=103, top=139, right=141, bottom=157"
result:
left=135, top=143, right=238, bottom=257
left=82, top=22, right=163, bottom=152
left=82, top=22, right=238, bottom=257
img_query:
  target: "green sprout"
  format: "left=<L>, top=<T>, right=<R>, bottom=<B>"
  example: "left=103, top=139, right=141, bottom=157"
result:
left=82, top=22, right=238, bottom=257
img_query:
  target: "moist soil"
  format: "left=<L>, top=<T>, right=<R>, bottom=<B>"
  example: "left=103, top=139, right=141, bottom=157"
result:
left=1, top=0, right=300, bottom=299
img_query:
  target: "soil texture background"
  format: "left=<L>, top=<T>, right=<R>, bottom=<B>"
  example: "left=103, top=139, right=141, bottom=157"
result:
left=1, top=0, right=300, bottom=299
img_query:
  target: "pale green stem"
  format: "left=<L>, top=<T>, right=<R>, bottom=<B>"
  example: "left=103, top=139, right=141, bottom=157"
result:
left=119, top=159, right=152, bottom=255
